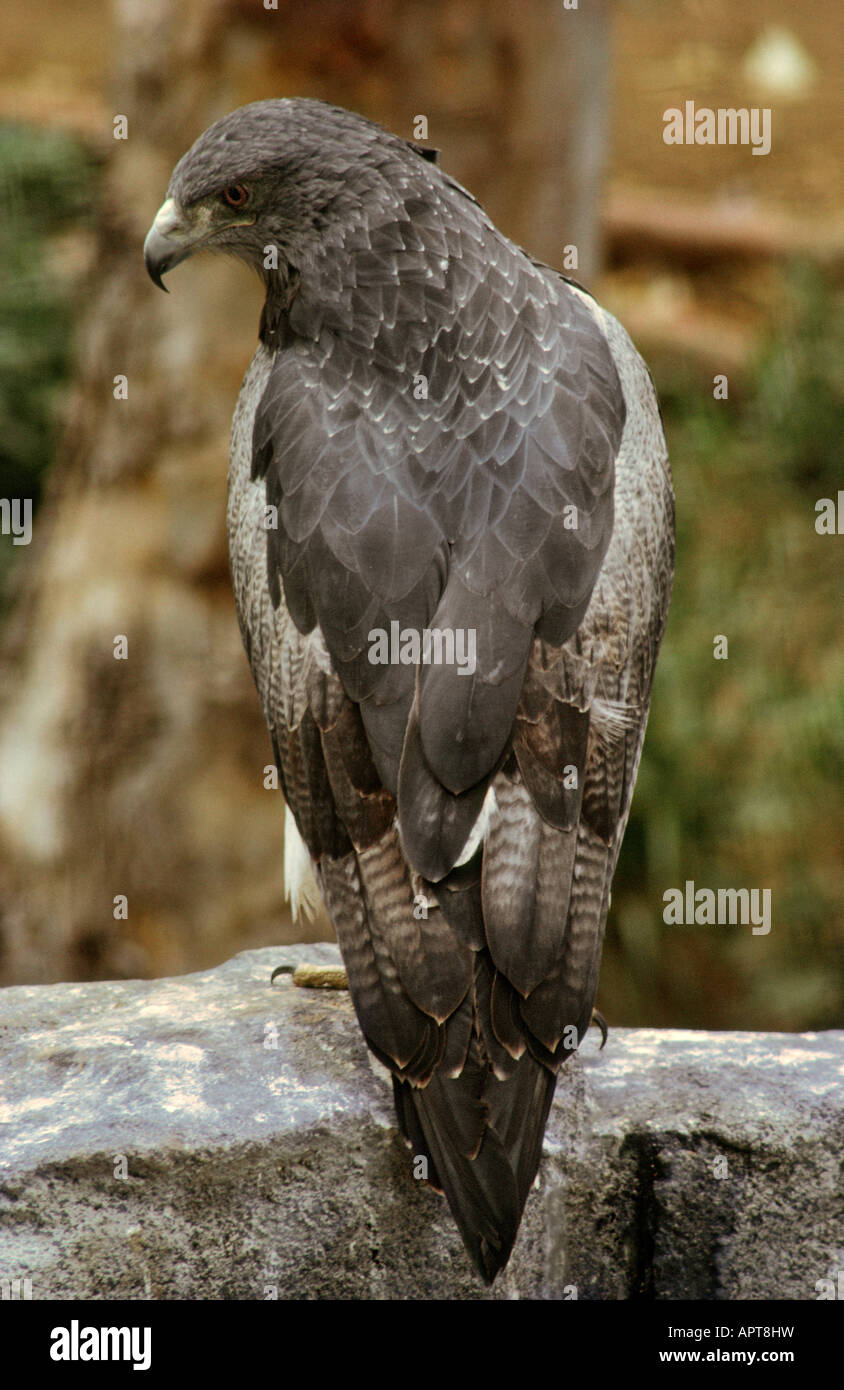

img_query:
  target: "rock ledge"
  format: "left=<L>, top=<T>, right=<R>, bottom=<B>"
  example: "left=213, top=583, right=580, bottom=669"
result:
left=1, top=945, right=841, bottom=1300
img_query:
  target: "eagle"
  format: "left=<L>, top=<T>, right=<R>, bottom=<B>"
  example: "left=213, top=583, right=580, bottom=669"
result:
left=144, top=99, right=674, bottom=1283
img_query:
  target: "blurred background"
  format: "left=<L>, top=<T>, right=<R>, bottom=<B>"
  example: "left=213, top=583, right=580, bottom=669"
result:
left=0, top=0, right=840, bottom=1030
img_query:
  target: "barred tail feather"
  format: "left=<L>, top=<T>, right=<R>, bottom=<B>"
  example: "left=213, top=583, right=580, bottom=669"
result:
left=394, top=1047, right=557, bottom=1284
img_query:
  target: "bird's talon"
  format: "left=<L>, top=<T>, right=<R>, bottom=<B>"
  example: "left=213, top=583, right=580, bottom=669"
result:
left=590, top=1008, right=609, bottom=1049
left=271, top=961, right=349, bottom=989
left=270, top=963, right=296, bottom=984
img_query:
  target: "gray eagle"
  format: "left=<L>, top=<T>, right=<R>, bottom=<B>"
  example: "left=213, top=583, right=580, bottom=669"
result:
left=144, top=99, right=674, bottom=1282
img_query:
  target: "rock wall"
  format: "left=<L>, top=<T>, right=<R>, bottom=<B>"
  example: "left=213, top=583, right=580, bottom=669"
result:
left=1, top=945, right=841, bottom=1300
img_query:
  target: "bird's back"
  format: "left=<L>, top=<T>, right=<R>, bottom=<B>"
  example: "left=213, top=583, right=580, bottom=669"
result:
left=227, top=277, right=672, bottom=1282
left=186, top=97, right=676, bottom=1281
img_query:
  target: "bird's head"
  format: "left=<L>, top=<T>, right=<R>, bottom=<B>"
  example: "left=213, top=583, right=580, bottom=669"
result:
left=143, top=98, right=419, bottom=294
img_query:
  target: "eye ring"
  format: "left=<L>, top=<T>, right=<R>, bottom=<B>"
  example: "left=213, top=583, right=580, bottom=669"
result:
left=222, top=184, right=249, bottom=209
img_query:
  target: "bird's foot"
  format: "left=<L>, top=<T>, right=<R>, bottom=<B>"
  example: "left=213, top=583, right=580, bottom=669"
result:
left=590, top=1008, right=609, bottom=1049
left=270, top=962, right=349, bottom=989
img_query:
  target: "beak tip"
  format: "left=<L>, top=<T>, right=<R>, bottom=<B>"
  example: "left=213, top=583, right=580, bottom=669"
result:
left=143, top=241, right=168, bottom=292
left=144, top=201, right=185, bottom=292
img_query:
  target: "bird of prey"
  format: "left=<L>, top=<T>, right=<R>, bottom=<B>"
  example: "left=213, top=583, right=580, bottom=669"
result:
left=144, top=99, right=674, bottom=1283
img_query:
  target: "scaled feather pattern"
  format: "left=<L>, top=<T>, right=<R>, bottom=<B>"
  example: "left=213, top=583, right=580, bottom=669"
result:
left=145, top=100, right=675, bottom=1283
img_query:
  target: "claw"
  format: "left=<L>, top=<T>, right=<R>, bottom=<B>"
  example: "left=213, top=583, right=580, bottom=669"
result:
left=270, top=963, right=295, bottom=984
left=590, top=1008, right=609, bottom=1049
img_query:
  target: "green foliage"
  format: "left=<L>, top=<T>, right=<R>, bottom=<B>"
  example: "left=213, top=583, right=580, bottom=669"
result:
left=0, top=123, right=98, bottom=596
left=751, top=259, right=844, bottom=496
left=605, top=262, right=844, bottom=1031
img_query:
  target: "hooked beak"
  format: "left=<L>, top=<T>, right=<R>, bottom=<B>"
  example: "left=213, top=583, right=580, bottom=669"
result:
left=143, top=198, right=196, bottom=292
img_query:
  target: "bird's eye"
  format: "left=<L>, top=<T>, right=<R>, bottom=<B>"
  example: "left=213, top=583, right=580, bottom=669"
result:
left=222, top=184, right=249, bottom=209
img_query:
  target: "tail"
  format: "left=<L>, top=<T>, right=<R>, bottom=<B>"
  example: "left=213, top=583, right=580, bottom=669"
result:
left=318, top=788, right=610, bottom=1282
left=393, top=1017, right=557, bottom=1282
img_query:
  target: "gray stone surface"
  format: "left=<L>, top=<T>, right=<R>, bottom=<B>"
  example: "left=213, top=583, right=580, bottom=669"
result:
left=0, top=944, right=841, bottom=1300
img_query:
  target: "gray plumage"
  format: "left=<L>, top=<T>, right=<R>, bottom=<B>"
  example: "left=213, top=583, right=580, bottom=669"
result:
left=144, top=98, right=674, bottom=1282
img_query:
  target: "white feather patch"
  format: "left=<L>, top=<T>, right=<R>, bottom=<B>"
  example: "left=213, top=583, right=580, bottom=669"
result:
left=283, top=804, right=323, bottom=922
